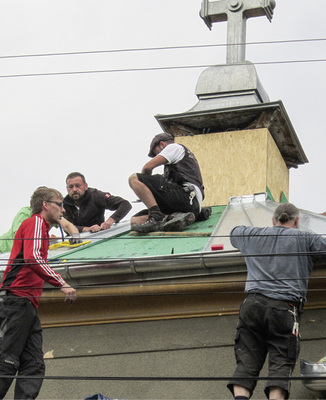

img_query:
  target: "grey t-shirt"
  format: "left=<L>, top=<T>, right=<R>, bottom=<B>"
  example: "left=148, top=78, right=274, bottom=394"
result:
left=230, top=225, right=326, bottom=302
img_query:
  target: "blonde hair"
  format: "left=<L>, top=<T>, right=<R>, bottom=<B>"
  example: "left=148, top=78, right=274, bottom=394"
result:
left=30, top=187, right=63, bottom=215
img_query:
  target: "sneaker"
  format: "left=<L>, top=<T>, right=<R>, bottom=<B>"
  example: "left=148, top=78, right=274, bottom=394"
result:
left=131, top=216, right=164, bottom=233
left=162, top=212, right=195, bottom=232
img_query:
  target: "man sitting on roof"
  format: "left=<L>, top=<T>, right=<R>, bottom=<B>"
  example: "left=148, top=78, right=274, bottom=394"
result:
left=63, top=172, right=132, bottom=233
left=128, top=133, right=205, bottom=233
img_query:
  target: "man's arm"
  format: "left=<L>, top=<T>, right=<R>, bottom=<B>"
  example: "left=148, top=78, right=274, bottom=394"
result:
left=60, top=217, right=82, bottom=244
left=141, top=155, right=168, bottom=175
left=24, top=217, right=76, bottom=301
left=309, top=233, right=326, bottom=263
left=230, top=226, right=248, bottom=250
left=101, top=194, right=132, bottom=230
left=100, top=217, right=116, bottom=231
left=60, top=217, right=79, bottom=236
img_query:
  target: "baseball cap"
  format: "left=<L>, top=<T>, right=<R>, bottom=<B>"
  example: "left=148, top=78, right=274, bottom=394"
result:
left=148, top=133, right=174, bottom=157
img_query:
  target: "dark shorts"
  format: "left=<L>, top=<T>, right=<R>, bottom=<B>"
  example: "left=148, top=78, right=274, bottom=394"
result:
left=227, top=293, right=300, bottom=399
left=137, top=173, right=200, bottom=216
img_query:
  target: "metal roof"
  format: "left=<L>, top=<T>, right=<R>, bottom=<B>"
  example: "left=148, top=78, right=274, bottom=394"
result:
left=48, top=193, right=326, bottom=287
left=2, top=194, right=326, bottom=286
left=206, top=192, right=326, bottom=252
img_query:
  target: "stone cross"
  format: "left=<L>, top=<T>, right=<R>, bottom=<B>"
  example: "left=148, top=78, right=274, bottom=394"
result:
left=200, top=0, right=276, bottom=64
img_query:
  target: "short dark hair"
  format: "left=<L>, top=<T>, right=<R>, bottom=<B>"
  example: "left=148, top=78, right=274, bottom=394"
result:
left=30, top=187, right=63, bottom=215
left=273, top=203, right=299, bottom=224
left=66, top=172, right=86, bottom=184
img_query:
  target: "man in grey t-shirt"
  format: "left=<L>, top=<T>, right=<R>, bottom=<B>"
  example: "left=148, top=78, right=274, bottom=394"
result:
left=227, top=203, right=326, bottom=400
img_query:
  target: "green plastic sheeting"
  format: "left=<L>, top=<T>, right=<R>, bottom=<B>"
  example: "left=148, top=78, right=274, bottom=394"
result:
left=0, top=207, right=32, bottom=254
left=53, top=206, right=226, bottom=262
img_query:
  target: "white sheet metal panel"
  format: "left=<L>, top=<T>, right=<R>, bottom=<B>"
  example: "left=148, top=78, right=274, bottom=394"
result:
left=204, top=193, right=326, bottom=253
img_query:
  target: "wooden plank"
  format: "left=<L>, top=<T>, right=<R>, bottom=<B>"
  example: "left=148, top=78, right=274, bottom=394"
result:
left=129, top=231, right=212, bottom=237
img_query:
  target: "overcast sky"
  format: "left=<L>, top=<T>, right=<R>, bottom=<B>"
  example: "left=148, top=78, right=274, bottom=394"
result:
left=0, top=0, right=325, bottom=233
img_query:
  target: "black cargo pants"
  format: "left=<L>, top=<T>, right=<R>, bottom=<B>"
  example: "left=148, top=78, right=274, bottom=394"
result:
left=227, top=293, right=300, bottom=399
left=0, top=294, right=45, bottom=399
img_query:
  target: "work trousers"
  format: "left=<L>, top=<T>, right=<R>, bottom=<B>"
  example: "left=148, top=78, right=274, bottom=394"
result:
left=136, top=173, right=200, bottom=217
left=0, top=295, right=45, bottom=399
left=227, top=293, right=300, bottom=399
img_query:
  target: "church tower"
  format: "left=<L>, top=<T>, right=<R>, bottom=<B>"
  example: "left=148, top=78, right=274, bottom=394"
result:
left=155, top=0, right=307, bottom=206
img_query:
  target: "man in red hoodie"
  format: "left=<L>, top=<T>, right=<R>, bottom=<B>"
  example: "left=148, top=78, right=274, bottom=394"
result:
left=0, top=187, right=76, bottom=399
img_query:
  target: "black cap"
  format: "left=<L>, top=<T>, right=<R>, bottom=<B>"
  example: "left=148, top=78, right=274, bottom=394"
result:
left=148, top=133, right=174, bottom=158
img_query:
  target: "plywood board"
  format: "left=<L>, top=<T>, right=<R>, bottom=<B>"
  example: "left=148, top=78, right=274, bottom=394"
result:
left=176, top=129, right=288, bottom=206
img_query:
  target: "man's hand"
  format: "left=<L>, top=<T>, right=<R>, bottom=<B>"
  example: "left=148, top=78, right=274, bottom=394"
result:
left=82, top=225, right=101, bottom=233
left=60, top=284, right=76, bottom=303
left=69, top=233, right=82, bottom=245
left=141, top=155, right=168, bottom=175
left=100, top=222, right=112, bottom=230
left=100, top=218, right=115, bottom=231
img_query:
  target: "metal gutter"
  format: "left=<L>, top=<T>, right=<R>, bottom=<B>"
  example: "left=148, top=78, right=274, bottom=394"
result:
left=51, top=250, right=245, bottom=286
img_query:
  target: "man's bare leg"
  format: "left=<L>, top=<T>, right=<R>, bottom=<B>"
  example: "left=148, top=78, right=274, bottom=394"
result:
left=233, top=385, right=250, bottom=399
left=269, top=386, right=286, bottom=400
left=129, top=174, right=166, bottom=232
left=129, top=174, right=158, bottom=209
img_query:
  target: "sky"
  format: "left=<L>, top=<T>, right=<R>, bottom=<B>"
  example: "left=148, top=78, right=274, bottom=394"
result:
left=0, top=0, right=325, bottom=233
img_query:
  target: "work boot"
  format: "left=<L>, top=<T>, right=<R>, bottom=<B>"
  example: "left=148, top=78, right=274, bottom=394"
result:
left=195, top=207, right=212, bottom=221
left=162, top=212, right=195, bottom=232
left=131, top=215, right=165, bottom=233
